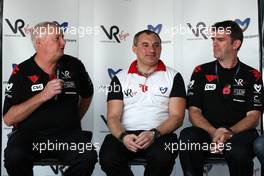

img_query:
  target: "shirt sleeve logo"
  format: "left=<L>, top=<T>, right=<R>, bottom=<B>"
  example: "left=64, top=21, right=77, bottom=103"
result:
left=6, top=83, right=13, bottom=92
left=254, top=84, right=262, bottom=92
left=188, top=80, right=195, bottom=89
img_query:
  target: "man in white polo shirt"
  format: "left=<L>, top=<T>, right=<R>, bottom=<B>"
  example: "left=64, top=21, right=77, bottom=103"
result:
left=99, top=30, right=186, bottom=176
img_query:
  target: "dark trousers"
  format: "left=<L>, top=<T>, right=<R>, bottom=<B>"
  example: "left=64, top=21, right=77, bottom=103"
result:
left=99, top=132, right=178, bottom=176
left=179, top=126, right=258, bottom=176
left=4, top=129, right=98, bottom=176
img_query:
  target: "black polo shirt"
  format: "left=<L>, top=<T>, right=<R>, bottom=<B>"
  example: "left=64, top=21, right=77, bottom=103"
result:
left=3, top=54, right=93, bottom=135
left=187, top=60, right=263, bottom=128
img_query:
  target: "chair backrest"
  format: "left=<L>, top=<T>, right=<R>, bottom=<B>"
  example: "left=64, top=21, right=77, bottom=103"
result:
left=204, top=155, right=226, bottom=165
left=128, top=158, right=147, bottom=166
left=33, top=158, right=67, bottom=175
left=203, top=155, right=226, bottom=176
left=33, top=158, right=69, bottom=166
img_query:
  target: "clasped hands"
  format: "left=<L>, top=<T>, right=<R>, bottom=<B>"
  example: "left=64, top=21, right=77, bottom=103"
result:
left=122, top=131, right=154, bottom=152
left=210, top=127, right=233, bottom=154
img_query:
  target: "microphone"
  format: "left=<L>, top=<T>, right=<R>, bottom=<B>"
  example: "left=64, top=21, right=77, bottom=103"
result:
left=54, top=63, right=61, bottom=100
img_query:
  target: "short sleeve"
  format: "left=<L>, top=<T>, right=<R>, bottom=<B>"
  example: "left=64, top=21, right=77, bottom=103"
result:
left=187, top=66, right=205, bottom=109
left=107, top=76, right=123, bottom=101
left=169, top=72, right=186, bottom=98
left=246, top=69, right=263, bottom=112
left=78, top=61, right=94, bottom=98
left=3, top=71, right=23, bottom=116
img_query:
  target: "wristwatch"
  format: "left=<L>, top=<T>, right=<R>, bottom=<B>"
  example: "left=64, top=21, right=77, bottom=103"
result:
left=118, top=132, right=128, bottom=142
left=150, top=128, right=161, bottom=140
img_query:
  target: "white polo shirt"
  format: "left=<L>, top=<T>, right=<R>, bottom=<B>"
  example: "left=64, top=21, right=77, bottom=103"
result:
left=107, top=60, right=186, bottom=131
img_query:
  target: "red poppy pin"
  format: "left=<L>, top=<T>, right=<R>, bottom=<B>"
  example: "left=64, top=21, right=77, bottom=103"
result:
left=223, top=84, right=231, bottom=95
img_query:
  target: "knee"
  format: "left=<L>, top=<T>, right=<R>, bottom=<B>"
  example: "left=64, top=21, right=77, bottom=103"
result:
left=149, top=151, right=176, bottom=168
left=82, top=150, right=98, bottom=166
left=180, top=127, right=194, bottom=141
left=254, top=136, right=264, bottom=156
left=99, top=149, right=115, bottom=171
left=4, top=148, right=32, bottom=169
left=180, top=127, right=205, bottom=142
left=225, top=147, right=252, bottom=161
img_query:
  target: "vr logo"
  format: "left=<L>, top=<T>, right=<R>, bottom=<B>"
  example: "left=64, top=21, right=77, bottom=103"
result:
left=205, top=84, right=216, bottom=91
left=235, top=79, right=243, bottom=86
left=187, top=22, right=208, bottom=39
left=100, top=25, right=120, bottom=43
left=5, top=19, right=26, bottom=36
left=124, top=89, right=133, bottom=97
left=147, top=24, right=162, bottom=34
left=31, top=84, right=44, bottom=92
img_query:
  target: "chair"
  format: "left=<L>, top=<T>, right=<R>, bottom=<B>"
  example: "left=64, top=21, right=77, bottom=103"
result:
left=203, top=154, right=226, bottom=176
left=33, top=130, right=92, bottom=175
left=100, top=116, right=148, bottom=168
left=129, top=157, right=147, bottom=167
left=33, top=158, right=68, bottom=175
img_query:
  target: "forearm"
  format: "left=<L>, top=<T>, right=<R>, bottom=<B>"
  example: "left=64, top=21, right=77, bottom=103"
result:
left=189, top=107, right=216, bottom=136
left=4, top=93, right=46, bottom=126
left=157, top=97, right=186, bottom=135
left=78, top=96, right=93, bottom=119
left=230, top=110, right=260, bottom=134
left=157, top=115, right=184, bottom=135
left=107, top=100, right=124, bottom=139
left=108, top=118, right=125, bottom=139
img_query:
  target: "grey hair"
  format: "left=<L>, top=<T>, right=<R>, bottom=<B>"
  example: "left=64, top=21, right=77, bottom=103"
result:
left=30, top=21, right=62, bottom=49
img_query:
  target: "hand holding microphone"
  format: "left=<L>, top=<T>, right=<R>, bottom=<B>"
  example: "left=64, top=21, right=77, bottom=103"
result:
left=39, top=63, right=64, bottom=102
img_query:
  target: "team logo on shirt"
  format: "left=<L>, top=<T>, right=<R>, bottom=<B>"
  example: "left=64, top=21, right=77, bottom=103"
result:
left=124, top=89, right=137, bottom=98
left=28, top=75, right=39, bottom=83
left=250, top=69, right=261, bottom=81
left=139, top=84, right=148, bottom=93
left=233, top=88, right=245, bottom=96
left=204, top=84, right=216, bottom=91
left=188, top=80, right=195, bottom=89
left=234, top=79, right=244, bottom=86
left=12, top=64, right=20, bottom=75
left=254, top=95, right=261, bottom=104
left=254, top=84, right=262, bottom=93
left=193, top=65, right=202, bottom=73
left=31, top=84, right=44, bottom=92
left=5, top=83, right=13, bottom=92
left=159, top=87, right=168, bottom=94
left=64, top=81, right=76, bottom=88
left=61, top=70, right=71, bottom=79
left=205, top=75, right=217, bottom=82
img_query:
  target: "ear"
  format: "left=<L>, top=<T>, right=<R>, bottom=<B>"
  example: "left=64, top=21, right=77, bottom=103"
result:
left=132, top=45, right=136, bottom=54
left=35, top=38, right=42, bottom=47
left=232, top=40, right=241, bottom=50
